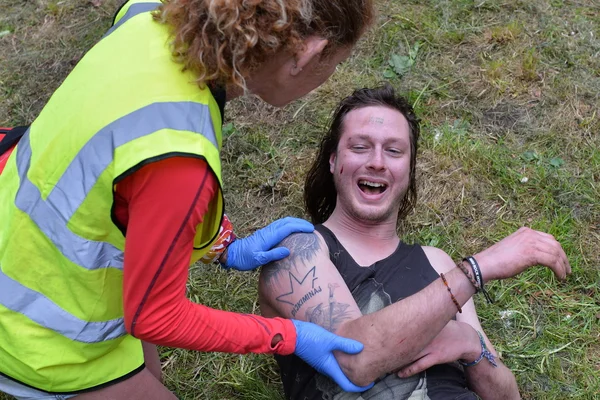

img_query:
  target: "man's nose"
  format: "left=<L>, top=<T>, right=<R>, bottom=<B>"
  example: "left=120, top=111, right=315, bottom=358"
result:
left=366, top=149, right=385, bottom=170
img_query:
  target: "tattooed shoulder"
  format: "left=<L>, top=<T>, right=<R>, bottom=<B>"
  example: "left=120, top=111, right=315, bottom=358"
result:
left=261, top=232, right=322, bottom=285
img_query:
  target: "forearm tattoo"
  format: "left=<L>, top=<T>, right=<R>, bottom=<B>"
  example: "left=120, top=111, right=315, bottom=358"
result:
left=305, top=283, right=353, bottom=332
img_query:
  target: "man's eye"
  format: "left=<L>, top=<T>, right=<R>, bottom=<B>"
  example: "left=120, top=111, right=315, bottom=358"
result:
left=388, top=148, right=403, bottom=155
left=352, top=145, right=367, bottom=151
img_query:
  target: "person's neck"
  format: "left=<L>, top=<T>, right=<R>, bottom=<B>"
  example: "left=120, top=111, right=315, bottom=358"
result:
left=323, top=206, right=400, bottom=266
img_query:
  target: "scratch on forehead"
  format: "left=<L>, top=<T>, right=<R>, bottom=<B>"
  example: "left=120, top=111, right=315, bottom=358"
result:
left=369, top=116, right=385, bottom=124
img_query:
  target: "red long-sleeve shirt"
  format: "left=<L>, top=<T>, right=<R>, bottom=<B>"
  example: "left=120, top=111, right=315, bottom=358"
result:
left=114, top=156, right=296, bottom=355
left=0, top=136, right=297, bottom=355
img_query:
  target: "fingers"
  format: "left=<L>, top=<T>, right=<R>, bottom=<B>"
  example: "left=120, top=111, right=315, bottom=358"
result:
left=546, top=236, right=571, bottom=276
left=254, top=248, right=290, bottom=266
left=528, top=229, right=555, bottom=240
left=331, top=336, right=364, bottom=355
left=397, top=355, right=432, bottom=378
left=530, top=235, right=571, bottom=280
left=326, top=362, right=374, bottom=393
left=565, top=255, right=572, bottom=275
left=268, top=217, right=314, bottom=233
left=264, top=217, right=314, bottom=247
left=514, top=227, right=572, bottom=280
left=546, top=236, right=571, bottom=277
left=291, top=320, right=373, bottom=392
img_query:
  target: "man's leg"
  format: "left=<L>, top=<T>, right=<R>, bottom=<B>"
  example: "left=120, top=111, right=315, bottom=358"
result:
left=74, top=368, right=176, bottom=400
left=75, top=342, right=172, bottom=399
left=142, top=341, right=163, bottom=383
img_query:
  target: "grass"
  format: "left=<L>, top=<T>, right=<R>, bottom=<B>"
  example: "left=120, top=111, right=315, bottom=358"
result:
left=1, top=0, right=599, bottom=399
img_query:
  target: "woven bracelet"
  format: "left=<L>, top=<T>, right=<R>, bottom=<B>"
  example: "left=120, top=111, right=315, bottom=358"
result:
left=459, top=330, right=498, bottom=368
left=457, top=260, right=479, bottom=291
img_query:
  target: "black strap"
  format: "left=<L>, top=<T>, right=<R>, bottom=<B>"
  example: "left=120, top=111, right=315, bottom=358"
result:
left=112, top=1, right=129, bottom=26
left=207, top=83, right=227, bottom=126
left=0, top=126, right=28, bottom=155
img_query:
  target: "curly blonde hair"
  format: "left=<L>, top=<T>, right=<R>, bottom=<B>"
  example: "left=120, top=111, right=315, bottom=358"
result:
left=153, top=0, right=373, bottom=89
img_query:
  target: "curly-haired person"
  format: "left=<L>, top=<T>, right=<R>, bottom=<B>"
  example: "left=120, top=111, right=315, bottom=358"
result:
left=0, top=0, right=375, bottom=398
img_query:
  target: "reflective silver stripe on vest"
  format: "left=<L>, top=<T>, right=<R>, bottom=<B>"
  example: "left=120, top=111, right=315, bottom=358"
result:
left=15, top=131, right=124, bottom=271
left=104, top=2, right=159, bottom=38
left=15, top=102, right=217, bottom=271
left=0, top=268, right=127, bottom=343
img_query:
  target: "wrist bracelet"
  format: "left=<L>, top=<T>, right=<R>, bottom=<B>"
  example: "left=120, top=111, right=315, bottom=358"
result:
left=459, top=330, right=498, bottom=368
left=464, top=256, right=494, bottom=304
left=457, top=261, right=479, bottom=292
left=440, top=273, right=462, bottom=313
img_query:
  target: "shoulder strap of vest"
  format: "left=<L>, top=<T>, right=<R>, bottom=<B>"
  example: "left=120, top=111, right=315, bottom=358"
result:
left=112, top=1, right=129, bottom=25
left=0, top=126, right=28, bottom=155
left=113, top=0, right=160, bottom=26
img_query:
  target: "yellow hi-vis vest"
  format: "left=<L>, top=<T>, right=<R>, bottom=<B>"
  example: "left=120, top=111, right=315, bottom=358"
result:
left=0, top=0, right=224, bottom=392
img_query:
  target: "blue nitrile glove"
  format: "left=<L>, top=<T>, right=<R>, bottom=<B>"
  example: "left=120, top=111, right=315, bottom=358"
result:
left=223, top=217, right=314, bottom=271
left=292, top=319, right=375, bottom=393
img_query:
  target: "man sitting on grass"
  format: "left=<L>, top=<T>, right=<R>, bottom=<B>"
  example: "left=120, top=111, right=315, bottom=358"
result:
left=258, top=84, right=570, bottom=399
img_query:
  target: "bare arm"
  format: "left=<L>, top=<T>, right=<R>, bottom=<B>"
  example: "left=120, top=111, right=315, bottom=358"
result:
left=259, top=232, right=478, bottom=386
left=459, top=300, right=520, bottom=400
left=419, top=247, right=520, bottom=400
left=260, top=228, right=569, bottom=387
left=259, top=232, right=362, bottom=328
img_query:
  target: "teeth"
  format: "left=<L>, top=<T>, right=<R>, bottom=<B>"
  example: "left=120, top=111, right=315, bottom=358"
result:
left=359, top=180, right=386, bottom=188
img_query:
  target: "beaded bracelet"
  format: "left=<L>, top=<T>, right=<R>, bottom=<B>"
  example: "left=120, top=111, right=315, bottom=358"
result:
left=440, top=273, right=462, bottom=313
left=463, top=256, right=494, bottom=304
left=456, top=260, right=479, bottom=291
left=459, top=330, right=498, bottom=368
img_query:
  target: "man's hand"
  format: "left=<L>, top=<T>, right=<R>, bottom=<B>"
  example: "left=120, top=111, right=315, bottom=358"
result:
left=223, top=217, right=314, bottom=271
left=474, top=227, right=571, bottom=283
left=292, top=320, right=375, bottom=393
left=396, top=320, right=481, bottom=377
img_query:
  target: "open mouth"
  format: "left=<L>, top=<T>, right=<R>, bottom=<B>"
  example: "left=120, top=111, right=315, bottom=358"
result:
left=358, top=180, right=388, bottom=195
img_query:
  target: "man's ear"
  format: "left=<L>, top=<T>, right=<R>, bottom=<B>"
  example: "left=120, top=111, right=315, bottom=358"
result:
left=329, top=152, right=336, bottom=174
left=291, top=36, right=329, bottom=76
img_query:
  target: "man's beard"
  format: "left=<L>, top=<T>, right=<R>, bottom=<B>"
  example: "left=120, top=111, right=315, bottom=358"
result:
left=347, top=200, right=397, bottom=224
left=336, top=188, right=400, bottom=224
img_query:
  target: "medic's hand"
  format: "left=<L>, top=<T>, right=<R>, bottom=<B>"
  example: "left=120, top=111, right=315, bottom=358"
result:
left=223, top=217, right=314, bottom=271
left=292, top=320, right=374, bottom=393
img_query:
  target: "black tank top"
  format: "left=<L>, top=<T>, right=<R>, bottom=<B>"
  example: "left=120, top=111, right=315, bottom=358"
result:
left=274, top=224, right=478, bottom=400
